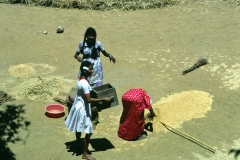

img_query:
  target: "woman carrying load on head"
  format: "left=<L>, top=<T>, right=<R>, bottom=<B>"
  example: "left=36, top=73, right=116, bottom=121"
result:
left=74, top=27, right=116, bottom=87
left=65, top=61, right=111, bottom=160
left=118, top=88, right=156, bottom=141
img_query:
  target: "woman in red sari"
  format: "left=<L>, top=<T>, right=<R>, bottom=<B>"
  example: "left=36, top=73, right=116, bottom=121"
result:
left=118, top=88, right=156, bottom=140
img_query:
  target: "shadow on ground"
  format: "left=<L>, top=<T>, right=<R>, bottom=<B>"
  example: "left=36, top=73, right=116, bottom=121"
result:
left=229, top=149, right=240, bottom=159
left=144, top=122, right=153, bottom=132
left=65, top=137, right=115, bottom=156
left=0, top=104, right=31, bottom=160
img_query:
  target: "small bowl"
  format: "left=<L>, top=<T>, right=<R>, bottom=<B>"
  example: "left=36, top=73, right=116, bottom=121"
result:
left=45, top=104, right=65, bottom=118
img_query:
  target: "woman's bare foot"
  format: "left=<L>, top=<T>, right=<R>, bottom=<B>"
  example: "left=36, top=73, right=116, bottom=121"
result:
left=138, top=133, right=147, bottom=140
left=82, top=154, right=96, bottom=160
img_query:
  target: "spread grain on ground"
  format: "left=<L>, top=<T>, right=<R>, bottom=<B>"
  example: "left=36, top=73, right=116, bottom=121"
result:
left=146, top=90, right=213, bottom=132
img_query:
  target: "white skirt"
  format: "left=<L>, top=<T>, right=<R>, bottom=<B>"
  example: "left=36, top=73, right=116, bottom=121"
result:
left=65, top=98, right=93, bottom=134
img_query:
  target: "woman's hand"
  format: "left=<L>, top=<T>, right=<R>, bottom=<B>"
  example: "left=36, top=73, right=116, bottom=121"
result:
left=151, top=112, right=156, bottom=118
left=102, top=50, right=116, bottom=63
left=102, top=97, right=110, bottom=102
left=86, top=95, right=110, bottom=103
left=109, top=55, right=116, bottom=63
left=148, top=108, right=156, bottom=121
left=147, top=114, right=155, bottom=121
left=145, top=113, right=155, bottom=121
left=77, top=56, right=82, bottom=62
left=74, top=51, right=82, bottom=62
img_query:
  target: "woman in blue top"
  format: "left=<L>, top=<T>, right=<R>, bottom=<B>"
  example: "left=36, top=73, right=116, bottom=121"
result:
left=74, top=27, right=116, bottom=87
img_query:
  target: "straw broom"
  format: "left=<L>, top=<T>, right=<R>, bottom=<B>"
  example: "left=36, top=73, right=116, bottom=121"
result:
left=160, top=121, right=215, bottom=153
left=182, top=58, right=208, bottom=75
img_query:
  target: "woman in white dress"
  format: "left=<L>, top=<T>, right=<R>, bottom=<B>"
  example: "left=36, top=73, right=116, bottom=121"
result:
left=65, top=61, right=110, bottom=160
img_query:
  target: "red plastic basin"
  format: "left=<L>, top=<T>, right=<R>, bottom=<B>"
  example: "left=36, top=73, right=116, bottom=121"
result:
left=45, top=104, right=65, bottom=118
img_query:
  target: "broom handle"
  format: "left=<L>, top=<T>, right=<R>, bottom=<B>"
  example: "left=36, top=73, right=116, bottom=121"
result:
left=160, top=121, right=215, bottom=152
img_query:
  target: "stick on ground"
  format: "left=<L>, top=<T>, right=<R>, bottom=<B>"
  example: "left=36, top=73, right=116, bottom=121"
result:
left=160, top=121, right=215, bottom=153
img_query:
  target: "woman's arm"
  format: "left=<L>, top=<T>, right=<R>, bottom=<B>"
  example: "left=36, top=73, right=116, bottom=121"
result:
left=147, top=107, right=156, bottom=121
left=102, top=50, right=116, bottom=63
left=149, top=108, right=156, bottom=117
left=74, top=51, right=82, bottom=62
left=85, top=94, right=110, bottom=103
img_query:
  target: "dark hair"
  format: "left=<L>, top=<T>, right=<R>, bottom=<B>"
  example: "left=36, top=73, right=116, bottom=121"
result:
left=80, top=27, right=98, bottom=59
left=80, top=61, right=93, bottom=77
left=85, top=27, right=97, bottom=37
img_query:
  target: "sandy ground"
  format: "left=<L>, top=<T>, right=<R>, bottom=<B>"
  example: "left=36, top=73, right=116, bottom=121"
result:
left=1, top=1, right=240, bottom=160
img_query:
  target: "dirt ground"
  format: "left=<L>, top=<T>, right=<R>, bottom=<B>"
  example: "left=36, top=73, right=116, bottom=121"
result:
left=1, top=1, right=240, bottom=160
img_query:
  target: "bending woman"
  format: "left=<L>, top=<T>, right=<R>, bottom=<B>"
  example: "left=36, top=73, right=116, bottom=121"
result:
left=65, top=61, right=110, bottom=160
left=74, top=27, right=116, bottom=87
left=118, top=88, right=155, bottom=141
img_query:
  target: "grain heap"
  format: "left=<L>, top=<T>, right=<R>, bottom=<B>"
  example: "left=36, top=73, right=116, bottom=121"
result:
left=145, top=90, right=213, bottom=132
left=8, top=63, right=56, bottom=78
left=12, top=76, right=75, bottom=101
left=8, top=64, right=35, bottom=78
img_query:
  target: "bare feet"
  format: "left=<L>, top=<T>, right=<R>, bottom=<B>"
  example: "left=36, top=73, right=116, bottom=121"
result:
left=138, top=133, right=147, bottom=140
left=82, top=154, right=96, bottom=160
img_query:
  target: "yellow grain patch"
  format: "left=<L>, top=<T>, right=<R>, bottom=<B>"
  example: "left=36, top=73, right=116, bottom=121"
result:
left=8, top=63, right=56, bottom=78
left=146, top=90, right=213, bottom=132
left=8, top=64, right=35, bottom=78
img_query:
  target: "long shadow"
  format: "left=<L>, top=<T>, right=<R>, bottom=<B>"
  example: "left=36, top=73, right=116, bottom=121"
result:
left=64, top=137, right=115, bottom=156
left=229, top=149, right=240, bottom=159
left=90, top=138, right=115, bottom=152
left=0, top=104, right=31, bottom=160
left=65, top=139, right=84, bottom=156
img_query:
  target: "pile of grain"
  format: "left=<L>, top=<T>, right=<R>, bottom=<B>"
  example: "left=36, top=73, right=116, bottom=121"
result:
left=145, top=90, right=213, bottom=132
left=12, top=76, right=75, bottom=101
left=8, top=63, right=56, bottom=78
left=8, top=64, right=35, bottom=78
